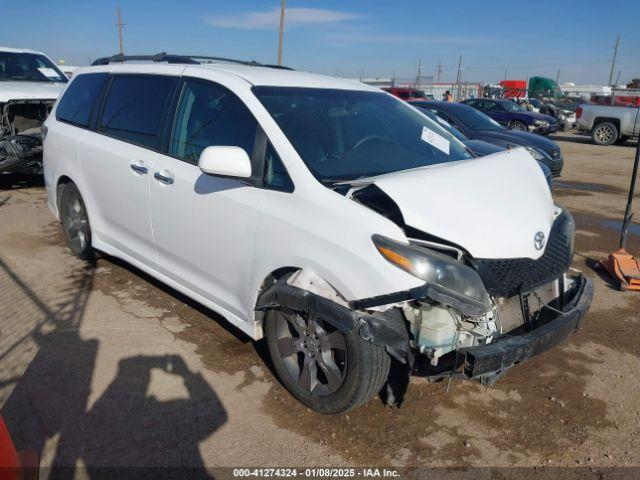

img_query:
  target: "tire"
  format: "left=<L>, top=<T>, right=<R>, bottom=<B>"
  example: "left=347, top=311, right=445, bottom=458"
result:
left=59, top=182, right=94, bottom=260
left=265, top=309, right=390, bottom=414
left=509, top=120, right=527, bottom=131
left=592, top=122, right=618, bottom=146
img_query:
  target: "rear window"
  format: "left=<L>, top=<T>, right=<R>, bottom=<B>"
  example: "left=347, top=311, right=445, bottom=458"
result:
left=56, top=73, right=108, bottom=127
left=99, top=75, right=175, bottom=149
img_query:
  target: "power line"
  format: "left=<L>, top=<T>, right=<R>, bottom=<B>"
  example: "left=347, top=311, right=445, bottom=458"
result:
left=115, top=5, right=126, bottom=56
left=455, top=56, right=462, bottom=100
left=277, top=0, right=286, bottom=66
left=609, top=35, right=621, bottom=86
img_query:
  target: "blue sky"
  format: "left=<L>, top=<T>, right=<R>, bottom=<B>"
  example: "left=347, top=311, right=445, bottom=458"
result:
left=2, top=0, right=639, bottom=85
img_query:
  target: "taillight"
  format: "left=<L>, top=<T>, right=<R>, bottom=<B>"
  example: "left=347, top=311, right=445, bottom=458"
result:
left=576, top=107, right=582, bottom=119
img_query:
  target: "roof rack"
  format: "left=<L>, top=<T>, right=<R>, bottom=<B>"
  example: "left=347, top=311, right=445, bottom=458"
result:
left=91, top=52, right=294, bottom=70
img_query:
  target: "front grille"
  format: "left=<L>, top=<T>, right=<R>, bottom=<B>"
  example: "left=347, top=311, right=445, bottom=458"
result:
left=550, top=161, right=562, bottom=175
left=471, top=211, right=574, bottom=298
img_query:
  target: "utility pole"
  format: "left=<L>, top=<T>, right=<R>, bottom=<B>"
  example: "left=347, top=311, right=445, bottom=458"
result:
left=416, top=59, right=422, bottom=86
left=436, top=61, right=443, bottom=82
left=504, top=69, right=508, bottom=81
left=608, top=35, right=620, bottom=86
left=455, top=56, right=462, bottom=100
left=115, top=6, right=126, bottom=56
left=555, top=69, right=561, bottom=85
left=277, top=0, right=286, bottom=66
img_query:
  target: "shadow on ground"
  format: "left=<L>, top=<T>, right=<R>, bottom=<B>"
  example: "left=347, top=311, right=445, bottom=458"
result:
left=0, top=255, right=226, bottom=478
left=0, top=173, right=44, bottom=190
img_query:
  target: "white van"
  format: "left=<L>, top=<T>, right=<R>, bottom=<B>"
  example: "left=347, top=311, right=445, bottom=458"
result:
left=44, top=54, right=592, bottom=414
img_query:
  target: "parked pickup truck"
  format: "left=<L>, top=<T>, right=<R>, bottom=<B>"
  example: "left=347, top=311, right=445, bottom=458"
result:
left=576, top=103, right=640, bottom=146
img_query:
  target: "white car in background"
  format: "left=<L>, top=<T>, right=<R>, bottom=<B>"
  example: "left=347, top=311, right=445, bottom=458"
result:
left=44, top=54, right=592, bottom=414
left=0, top=46, right=67, bottom=174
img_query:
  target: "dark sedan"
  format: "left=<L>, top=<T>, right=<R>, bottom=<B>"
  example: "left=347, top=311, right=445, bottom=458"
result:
left=461, top=98, right=559, bottom=134
left=411, top=101, right=564, bottom=176
left=418, top=108, right=553, bottom=186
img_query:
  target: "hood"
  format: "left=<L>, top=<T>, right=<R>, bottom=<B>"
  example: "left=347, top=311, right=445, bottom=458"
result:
left=351, top=148, right=556, bottom=260
left=0, top=80, right=66, bottom=103
left=472, top=129, right=560, bottom=155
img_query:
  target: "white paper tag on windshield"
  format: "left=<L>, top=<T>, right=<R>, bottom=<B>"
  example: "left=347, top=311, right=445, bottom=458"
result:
left=421, top=126, right=450, bottom=155
left=37, top=67, right=62, bottom=79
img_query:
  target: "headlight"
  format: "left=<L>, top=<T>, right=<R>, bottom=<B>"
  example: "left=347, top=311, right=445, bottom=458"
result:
left=372, top=235, right=491, bottom=314
left=534, top=120, right=549, bottom=127
left=524, top=146, right=546, bottom=161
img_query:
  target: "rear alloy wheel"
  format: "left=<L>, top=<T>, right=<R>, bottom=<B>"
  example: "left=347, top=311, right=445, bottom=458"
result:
left=592, top=122, right=618, bottom=146
left=60, top=183, right=94, bottom=260
left=265, top=309, right=390, bottom=414
left=509, top=120, right=527, bottom=131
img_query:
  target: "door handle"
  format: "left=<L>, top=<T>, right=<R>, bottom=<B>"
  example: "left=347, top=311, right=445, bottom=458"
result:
left=130, top=163, right=148, bottom=174
left=154, top=171, right=174, bottom=185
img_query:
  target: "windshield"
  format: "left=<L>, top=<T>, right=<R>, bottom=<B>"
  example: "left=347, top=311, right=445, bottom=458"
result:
left=253, top=87, right=472, bottom=182
left=0, top=51, right=68, bottom=83
left=417, top=107, right=467, bottom=142
left=450, top=105, right=504, bottom=131
left=502, top=101, right=525, bottom=112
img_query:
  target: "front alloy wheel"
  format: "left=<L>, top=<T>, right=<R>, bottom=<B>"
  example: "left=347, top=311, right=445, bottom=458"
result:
left=265, top=308, right=390, bottom=414
left=510, top=120, right=527, bottom=131
left=273, top=310, right=347, bottom=396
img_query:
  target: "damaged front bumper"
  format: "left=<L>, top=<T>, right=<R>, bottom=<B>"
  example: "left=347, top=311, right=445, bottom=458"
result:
left=462, top=272, right=593, bottom=384
left=0, top=134, right=43, bottom=174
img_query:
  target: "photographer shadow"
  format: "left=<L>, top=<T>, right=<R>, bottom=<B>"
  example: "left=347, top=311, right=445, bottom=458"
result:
left=0, top=257, right=226, bottom=479
left=51, top=354, right=227, bottom=479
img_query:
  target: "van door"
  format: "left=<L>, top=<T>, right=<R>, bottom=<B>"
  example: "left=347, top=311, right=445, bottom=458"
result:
left=78, top=74, right=176, bottom=265
left=149, top=78, right=263, bottom=322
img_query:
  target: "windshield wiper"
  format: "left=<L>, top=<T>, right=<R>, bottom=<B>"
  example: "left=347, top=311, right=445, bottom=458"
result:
left=320, top=176, right=378, bottom=189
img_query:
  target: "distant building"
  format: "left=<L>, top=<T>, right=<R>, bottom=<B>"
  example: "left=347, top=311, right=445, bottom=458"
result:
left=560, top=83, right=612, bottom=99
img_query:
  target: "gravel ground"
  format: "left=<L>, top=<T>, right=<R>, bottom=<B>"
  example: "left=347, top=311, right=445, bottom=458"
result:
left=0, top=133, right=639, bottom=478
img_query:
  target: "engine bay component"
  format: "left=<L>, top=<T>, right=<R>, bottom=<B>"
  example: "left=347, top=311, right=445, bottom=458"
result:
left=403, top=301, right=497, bottom=365
left=0, top=132, right=43, bottom=174
left=0, top=100, right=52, bottom=174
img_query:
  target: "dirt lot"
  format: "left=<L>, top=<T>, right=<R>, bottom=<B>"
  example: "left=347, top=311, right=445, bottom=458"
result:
left=1, top=133, right=639, bottom=477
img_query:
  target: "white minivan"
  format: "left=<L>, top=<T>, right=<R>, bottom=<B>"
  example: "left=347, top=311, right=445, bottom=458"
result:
left=44, top=54, right=592, bottom=414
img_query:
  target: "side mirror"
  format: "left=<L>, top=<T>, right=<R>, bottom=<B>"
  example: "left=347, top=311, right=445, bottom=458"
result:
left=198, top=146, right=252, bottom=179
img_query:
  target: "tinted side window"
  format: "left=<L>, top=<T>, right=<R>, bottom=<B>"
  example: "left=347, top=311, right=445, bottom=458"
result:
left=170, top=79, right=257, bottom=164
left=430, top=108, right=454, bottom=123
left=56, top=73, right=108, bottom=127
left=99, top=75, right=174, bottom=149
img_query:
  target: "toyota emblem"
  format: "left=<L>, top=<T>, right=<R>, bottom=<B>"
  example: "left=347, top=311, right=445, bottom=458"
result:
left=534, top=231, right=546, bottom=251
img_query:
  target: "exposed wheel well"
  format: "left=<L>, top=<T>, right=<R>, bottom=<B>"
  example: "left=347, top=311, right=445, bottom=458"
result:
left=593, top=117, right=621, bottom=131
left=56, top=175, right=74, bottom=214
left=253, top=267, right=301, bottom=334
